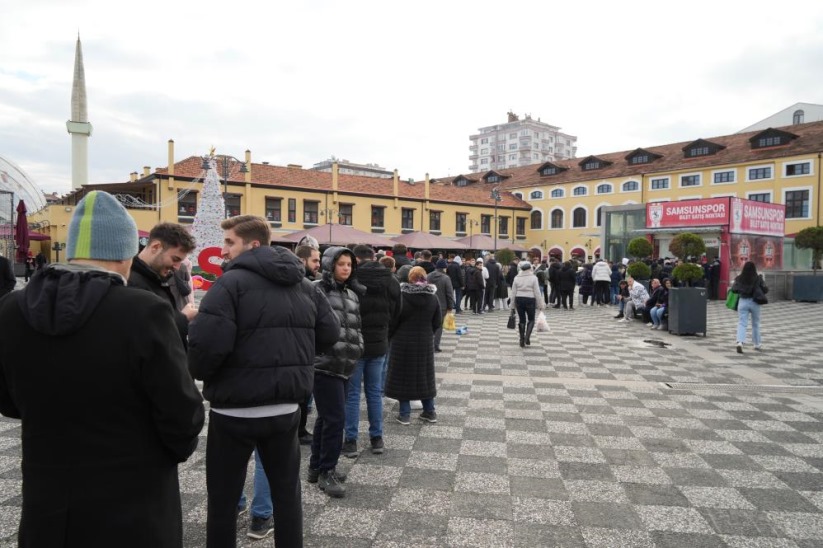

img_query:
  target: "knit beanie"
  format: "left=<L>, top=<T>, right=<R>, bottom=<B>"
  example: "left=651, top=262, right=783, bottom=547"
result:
left=67, top=191, right=138, bottom=261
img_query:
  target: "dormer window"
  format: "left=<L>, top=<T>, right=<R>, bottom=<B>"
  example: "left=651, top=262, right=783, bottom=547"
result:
left=578, top=156, right=611, bottom=172
left=542, top=166, right=556, bottom=176
left=537, top=162, right=566, bottom=177
left=487, top=174, right=500, bottom=183
left=683, top=139, right=725, bottom=158
left=455, top=178, right=468, bottom=187
left=749, top=128, right=798, bottom=150
left=625, top=148, right=661, bottom=165
left=584, top=160, right=600, bottom=170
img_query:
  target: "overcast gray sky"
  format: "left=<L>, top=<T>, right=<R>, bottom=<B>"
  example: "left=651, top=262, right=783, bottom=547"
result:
left=1, top=0, right=822, bottom=196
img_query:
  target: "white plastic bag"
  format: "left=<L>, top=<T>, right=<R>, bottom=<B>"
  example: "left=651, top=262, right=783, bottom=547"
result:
left=535, top=310, right=549, bottom=332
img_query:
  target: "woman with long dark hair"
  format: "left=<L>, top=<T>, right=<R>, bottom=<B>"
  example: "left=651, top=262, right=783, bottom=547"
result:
left=731, top=261, right=768, bottom=353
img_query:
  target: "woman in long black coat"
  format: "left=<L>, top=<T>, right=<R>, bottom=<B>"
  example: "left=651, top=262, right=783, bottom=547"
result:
left=385, top=266, right=442, bottom=425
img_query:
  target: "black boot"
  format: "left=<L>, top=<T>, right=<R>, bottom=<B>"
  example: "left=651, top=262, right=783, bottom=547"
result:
left=525, top=322, right=535, bottom=346
left=614, top=312, right=624, bottom=319
left=518, top=323, right=525, bottom=348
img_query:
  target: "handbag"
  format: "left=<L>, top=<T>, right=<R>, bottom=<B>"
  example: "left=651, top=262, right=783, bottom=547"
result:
left=753, top=284, right=768, bottom=305
left=535, top=311, right=550, bottom=332
left=725, top=290, right=739, bottom=311
left=443, top=311, right=457, bottom=331
left=506, top=309, right=516, bottom=329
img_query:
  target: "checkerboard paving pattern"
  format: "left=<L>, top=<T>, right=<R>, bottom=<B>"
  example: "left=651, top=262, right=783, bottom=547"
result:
left=1, top=298, right=823, bottom=546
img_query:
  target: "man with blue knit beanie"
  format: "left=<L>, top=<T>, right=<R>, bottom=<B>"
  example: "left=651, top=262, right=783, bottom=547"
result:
left=0, top=190, right=205, bottom=547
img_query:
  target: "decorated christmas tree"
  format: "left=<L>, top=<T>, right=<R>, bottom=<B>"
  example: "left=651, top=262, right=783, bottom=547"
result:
left=189, top=154, right=225, bottom=266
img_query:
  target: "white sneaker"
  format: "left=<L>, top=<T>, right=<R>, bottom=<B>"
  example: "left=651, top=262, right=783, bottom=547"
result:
left=646, top=322, right=653, bottom=327
left=650, top=325, right=657, bottom=329
left=617, top=318, right=628, bottom=323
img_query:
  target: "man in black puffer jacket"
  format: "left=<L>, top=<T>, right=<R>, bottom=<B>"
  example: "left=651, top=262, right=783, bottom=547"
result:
left=343, top=245, right=401, bottom=459
left=188, top=215, right=339, bottom=548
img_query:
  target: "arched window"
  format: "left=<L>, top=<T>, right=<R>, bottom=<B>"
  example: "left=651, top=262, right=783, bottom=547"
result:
left=573, top=186, right=588, bottom=196
left=572, top=207, right=587, bottom=228
left=530, top=210, right=543, bottom=229
left=550, top=209, right=564, bottom=229
left=793, top=110, right=805, bottom=125
left=622, top=180, right=639, bottom=192
left=529, top=190, right=544, bottom=200
left=596, top=206, right=604, bottom=227
left=551, top=188, right=564, bottom=198
left=596, top=183, right=612, bottom=194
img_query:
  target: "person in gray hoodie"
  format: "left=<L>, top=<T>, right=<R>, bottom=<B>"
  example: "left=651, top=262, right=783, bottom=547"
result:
left=427, top=259, right=455, bottom=352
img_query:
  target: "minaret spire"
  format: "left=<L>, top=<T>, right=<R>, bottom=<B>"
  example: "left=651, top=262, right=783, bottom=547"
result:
left=67, top=34, right=93, bottom=191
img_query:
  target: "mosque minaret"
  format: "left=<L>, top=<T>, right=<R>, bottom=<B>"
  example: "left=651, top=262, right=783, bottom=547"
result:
left=66, top=34, right=92, bottom=191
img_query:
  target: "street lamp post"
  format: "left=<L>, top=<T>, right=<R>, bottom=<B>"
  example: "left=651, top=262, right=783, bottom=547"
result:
left=468, top=218, right=480, bottom=250
left=51, top=241, right=65, bottom=263
left=490, top=188, right=502, bottom=253
left=201, top=154, right=249, bottom=219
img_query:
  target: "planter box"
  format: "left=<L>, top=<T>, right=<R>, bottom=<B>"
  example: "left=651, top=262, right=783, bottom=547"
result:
left=668, top=287, right=707, bottom=336
left=793, top=275, right=823, bottom=302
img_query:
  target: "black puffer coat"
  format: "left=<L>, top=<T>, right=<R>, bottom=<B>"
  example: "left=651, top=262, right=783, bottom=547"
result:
left=129, top=256, right=190, bottom=346
left=188, top=246, right=340, bottom=408
left=385, top=283, right=441, bottom=401
left=356, top=260, right=401, bottom=358
left=313, top=247, right=365, bottom=379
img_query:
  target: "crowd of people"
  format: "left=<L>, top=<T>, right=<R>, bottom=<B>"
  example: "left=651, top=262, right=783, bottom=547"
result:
left=0, top=190, right=768, bottom=547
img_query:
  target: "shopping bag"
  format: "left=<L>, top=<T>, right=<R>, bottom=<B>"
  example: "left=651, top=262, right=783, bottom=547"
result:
left=725, top=291, right=739, bottom=311
left=535, top=311, right=549, bottom=332
left=506, top=309, right=516, bottom=329
left=443, top=311, right=457, bottom=331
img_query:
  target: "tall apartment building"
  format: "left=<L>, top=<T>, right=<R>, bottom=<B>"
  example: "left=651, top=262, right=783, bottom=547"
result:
left=469, top=111, right=578, bottom=172
left=311, top=157, right=393, bottom=178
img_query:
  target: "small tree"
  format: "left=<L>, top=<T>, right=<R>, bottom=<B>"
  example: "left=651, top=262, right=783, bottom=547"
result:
left=495, top=248, right=516, bottom=268
left=627, top=261, right=651, bottom=280
left=627, top=237, right=653, bottom=260
left=669, top=233, right=706, bottom=286
left=794, top=226, right=823, bottom=275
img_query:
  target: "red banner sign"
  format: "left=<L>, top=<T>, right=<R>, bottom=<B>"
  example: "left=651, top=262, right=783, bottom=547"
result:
left=729, top=198, right=785, bottom=237
left=646, top=198, right=730, bottom=229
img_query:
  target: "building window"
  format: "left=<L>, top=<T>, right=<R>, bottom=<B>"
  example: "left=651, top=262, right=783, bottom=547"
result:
left=551, top=188, right=564, bottom=198
left=530, top=210, right=542, bottom=230
left=265, top=197, right=282, bottom=222
left=509, top=154, right=517, bottom=160
left=338, top=204, right=353, bottom=225
left=509, top=143, right=517, bottom=150
left=516, top=217, right=526, bottom=236
left=303, top=201, right=319, bottom=224
left=757, top=136, right=783, bottom=147
left=456, top=179, right=467, bottom=187
left=680, top=174, right=701, bottom=187
left=178, top=192, right=197, bottom=217
left=688, top=146, right=709, bottom=157
left=622, top=180, right=640, bottom=192
left=287, top=199, right=296, bottom=223
left=550, top=209, right=563, bottom=229
left=371, top=206, right=385, bottom=228
left=713, top=170, right=735, bottom=184
left=480, top=158, right=488, bottom=165
left=487, top=174, right=500, bottom=183
left=499, top=216, right=509, bottom=236
left=401, top=208, right=414, bottom=230
left=785, top=162, right=811, bottom=177
left=583, top=160, right=600, bottom=170
left=429, top=210, right=441, bottom=232
left=748, top=193, right=771, bottom=203
left=513, top=192, right=523, bottom=199
left=529, top=190, right=543, bottom=200
left=540, top=166, right=556, bottom=176
left=650, top=177, right=669, bottom=190
left=596, top=183, right=612, bottom=194
left=509, top=132, right=517, bottom=139
left=573, top=186, right=587, bottom=196
left=630, top=154, right=649, bottom=164
left=456, top=213, right=467, bottom=233
left=480, top=138, right=488, bottom=144
left=793, top=110, right=805, bottom=124
left=572, top=207, right=586, bottom=228
left=225, top=195, right=241, bottom=218
left=747, top=166, right=772, bottom=181
left=480, top=215, right=491, bottom=234
left=785, top=189, right=810, bottom=218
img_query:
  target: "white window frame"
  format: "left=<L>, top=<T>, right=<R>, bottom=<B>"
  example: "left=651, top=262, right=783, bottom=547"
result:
left=711, top=169, right=737, bottom=185
left=678, top=195, right=703, bottom=201
left=528, top=190, right=544, bottom=200
left=710, top=193, right=736, bottom=198
left=596, top=183, right=613, bottom=195
left=679, top=172, right=702, bottom=188
left=572, top=185, right=588, bottom=197
left=745, top=164, right=774, bottom=183
left=647, top=198, right=668, bottom=203
left=549, top=207, right=565, bottom=230
left=783, top=160, right=814, bottom=179
left=529, top=208, right=544, bottom=230
left=782, top=186, right=813, bottom=220
left=621, top=180, right=640, bottom=193
left=746, top=190, right=773, bottom=203
left=649, top=176, right=670, bottom=191
left=594, top=202, right=611, bottom=228
left=570, top=204, right=589, bottom=229
left=550, top=188, right=564, bottom=198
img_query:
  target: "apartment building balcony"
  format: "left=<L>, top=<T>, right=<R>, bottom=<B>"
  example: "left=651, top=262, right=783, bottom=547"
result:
left=469, top=154, right=479, bottom=160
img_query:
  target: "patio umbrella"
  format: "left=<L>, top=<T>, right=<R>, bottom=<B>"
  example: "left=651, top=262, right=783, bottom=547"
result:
left=284, top=223, right=396, bottom=248
left=390, top=231, right=468, bottom=250
left=14, top=200, right=29, bottom=262
left=455, top=234, right=529, bottom=253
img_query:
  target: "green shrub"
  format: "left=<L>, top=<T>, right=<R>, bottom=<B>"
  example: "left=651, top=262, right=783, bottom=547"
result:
left=669, top=233, right=706, bottom=261
left=627, top=261, right=651, bottom=280
left=672, top=263, right=705, bottom=286
left=794, top=226, right=823, bottom=274
left=495, top=248, right=516, bottom=267
left=627, top=237, right=653, bottom=259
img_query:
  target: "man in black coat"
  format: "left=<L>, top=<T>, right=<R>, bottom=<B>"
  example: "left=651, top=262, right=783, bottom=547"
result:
left=343, top=245, right=401, bottom=458
left=129, top=222, right=198, bottom=346
left=392, top=243, right=411, bottom=268
left=447, top=254, right=465, bottom=313
left=188, top=215, right=339, bottom=547
left=0, top=254, right=14, bottom=297
left=0, top=191, right=204, bottom=547
left=484, top=255, right=501, bottom=311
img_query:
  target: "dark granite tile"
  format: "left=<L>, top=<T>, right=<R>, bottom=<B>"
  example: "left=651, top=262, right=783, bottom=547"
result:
left=558, top=462, right=615, bottom=482
left=550, top=434, right=596, bottom=448
left=398, top=468, right=455, bottom=491
left=449, top=491, right=513, bottom=520
left=601, top=448, right=658, bottom=467
left=571, top=501, right=644, bottom=529
left=514, top=524, right=586, bottom=547
left=699, top=454, right=763, bottom=471
left=586, top=424, right=635, bottom=437
left=510, top=476, right=568, bottom=499
left=773, top=472, right=823, bottom=491
left=622, top=483, right=690, bottom=507
left=504, top=418, right=548, bottom=432
left=461, top=428, right=507, bottom=443
left=650, top=531, right=728, bottom=548
left=671, top=428, right=723, bottom=441
left=412, top=437, right=463, bottom=454
left=732, top=442, right=793, bottom=456
left=739, top=487, right=822, bottom=512
left=640, top=438, right=691, bottom=453
left=698, top=507, right=783, bottom=536
left=457, top=455, right=508, bottom=475
left=664, top=467, right=727, bottom=487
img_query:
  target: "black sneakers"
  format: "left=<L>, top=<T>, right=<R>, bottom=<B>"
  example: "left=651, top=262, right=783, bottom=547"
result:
left=342, top=439, right=358, bottom=458
left=318, top=469, right=346, bottom=498
left=370, top=436, right=384, bottom=454
left=396, top=414, right=411, bottom=425
left=247, top=516, right=274, bottom=540
left=419, top=411, right=438, bottom=423
left=308, top=466, right=347, bottom=484
left=298, top=431, right=313, bottom=445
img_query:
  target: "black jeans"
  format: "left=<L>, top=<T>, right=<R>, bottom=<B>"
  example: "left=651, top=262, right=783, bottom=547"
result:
left=560, top=289, right=574, bottom=309
left=206, top=410, right=302, bottom=547
left=310, top=373, right=347, bottom=472
left=468, top=289, right=483, bottom=313
left=515, top=297, right=536, bottom=326
left=594, top=281, right=610, bottom=304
